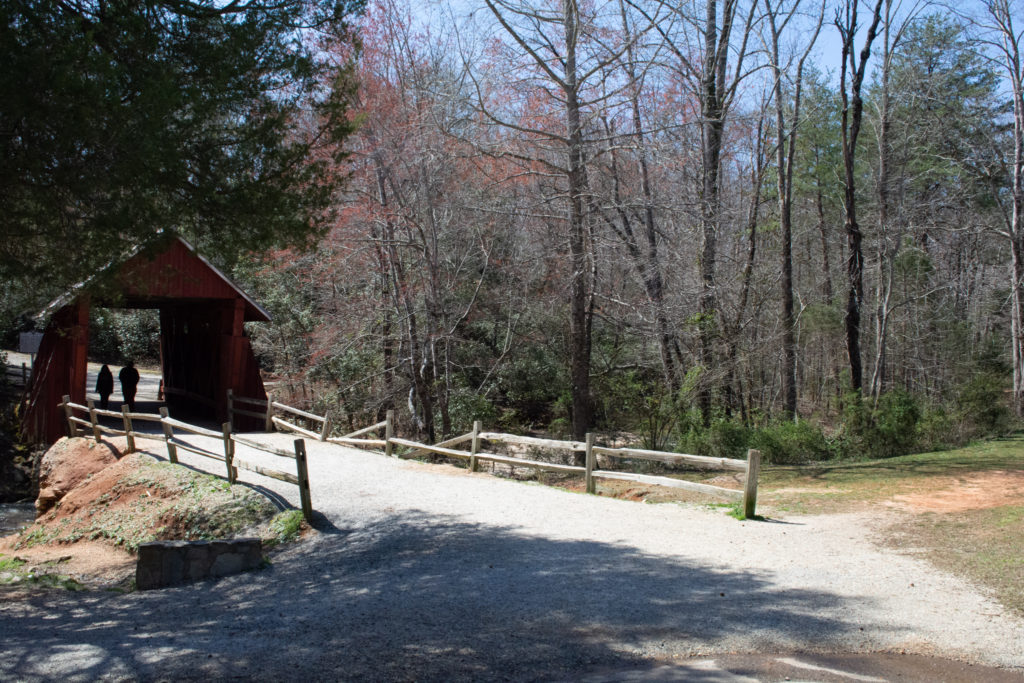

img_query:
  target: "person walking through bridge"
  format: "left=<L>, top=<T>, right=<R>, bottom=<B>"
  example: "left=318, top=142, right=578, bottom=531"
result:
left=96, top=364, right=114, bottom=410
left=119, top=361, right=140, bottom=411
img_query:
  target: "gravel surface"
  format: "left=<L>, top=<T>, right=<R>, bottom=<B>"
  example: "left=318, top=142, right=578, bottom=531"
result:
left=2, top=432, right=1023, bottom=681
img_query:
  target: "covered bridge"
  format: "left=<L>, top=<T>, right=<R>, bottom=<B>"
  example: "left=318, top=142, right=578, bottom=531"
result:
left=22, top=235, right=271, bottom=443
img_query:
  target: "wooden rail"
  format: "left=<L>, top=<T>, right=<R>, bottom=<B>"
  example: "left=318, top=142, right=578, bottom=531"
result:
left=228, top=391, right=392, bottom=454
left=60, top=397, right=314, bottom=522
left=60, top=395, right=762, bottom=520
left=227, top=389, right=275, bottom=433
left=269, top=400, right=333, bottom=442
left=389, top=425, right=762, bottom=518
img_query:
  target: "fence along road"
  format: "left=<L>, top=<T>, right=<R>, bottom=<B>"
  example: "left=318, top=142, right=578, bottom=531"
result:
left=7, top=398, right=1024, bottom=679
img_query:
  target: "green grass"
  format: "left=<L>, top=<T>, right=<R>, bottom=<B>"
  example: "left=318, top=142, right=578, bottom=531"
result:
left=893, top=505, right=1024, bottom=615
left=757, top=435, right=1024, bottom=616
left=264, top=510, right=305, bottom=548
left=0, top=553, right=84, bottom=592
left=760, top=435, right=1024, bottom=513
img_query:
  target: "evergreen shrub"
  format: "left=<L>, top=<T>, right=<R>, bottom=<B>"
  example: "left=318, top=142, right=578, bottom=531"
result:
left=751, top=419, right=834, bottom=465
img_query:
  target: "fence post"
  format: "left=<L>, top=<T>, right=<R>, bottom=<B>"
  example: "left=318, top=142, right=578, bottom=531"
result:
left=294, top=439, right=313, bottom=523
left=222, top=421, right=236, bottom=484
left=122, top=405, right=135, bottom=454
left=87, top=399, right=101, bottom=441
left=384, top=410, right=394, bottom=458
left=62, top=395, right=75, bottom=438
left=319, top=416, right=331, bottom=442
left=585, top=433, right=596, bottom=494
left=160, top=407, right=178, bottom=464
left=226, top=389, right=235, bottom=432
left=264, top=392, right=275, bottom=433
left=470, top=420, right=481, bottom=472
left=743, top=448, right=762, bottom=519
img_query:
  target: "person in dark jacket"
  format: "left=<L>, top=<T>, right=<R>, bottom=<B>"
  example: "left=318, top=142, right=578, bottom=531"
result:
left=96, top=364, right=114, bottom=410
left=119, top=361, right=141, bottom=411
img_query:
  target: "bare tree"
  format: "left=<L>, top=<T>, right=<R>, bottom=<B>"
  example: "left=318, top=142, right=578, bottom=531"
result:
left=763, top=0, right=825, bottom=418
left=972, top=0, right=1024, bottom=416
left=476, top=0, right=646, bottom=439
left=640, top=0, right=760, bottom=423
left=836, top=0, right=886, bottom=393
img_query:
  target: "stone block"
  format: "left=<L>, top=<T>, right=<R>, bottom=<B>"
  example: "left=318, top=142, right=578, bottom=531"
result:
left=135, top=538, right=263, bottom=590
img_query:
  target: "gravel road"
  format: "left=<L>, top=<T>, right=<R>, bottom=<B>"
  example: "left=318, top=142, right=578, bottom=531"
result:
left=2, top=432, right=1023, bottom=681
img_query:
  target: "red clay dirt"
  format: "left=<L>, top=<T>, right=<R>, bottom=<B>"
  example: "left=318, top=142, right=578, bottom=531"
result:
left=34, top=436, right=121, bottom=515
left=1, top=436, right=218, bottom=589
left=888, top=470, right=1024, bottom=513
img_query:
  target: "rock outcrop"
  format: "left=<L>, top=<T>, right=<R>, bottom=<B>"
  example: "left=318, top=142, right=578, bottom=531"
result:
left=35, top=437, right=123, bottom=515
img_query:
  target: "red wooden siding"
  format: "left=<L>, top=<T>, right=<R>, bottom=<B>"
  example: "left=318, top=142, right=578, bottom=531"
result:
left=22, top=236, right=270, bottom=443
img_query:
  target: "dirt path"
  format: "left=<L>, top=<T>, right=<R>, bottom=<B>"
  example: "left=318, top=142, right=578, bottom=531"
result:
left=2, top=433, right=1023, bottom=681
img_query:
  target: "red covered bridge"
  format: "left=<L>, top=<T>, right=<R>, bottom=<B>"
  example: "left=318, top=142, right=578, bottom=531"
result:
left=22, top=235, right=270, bottom=443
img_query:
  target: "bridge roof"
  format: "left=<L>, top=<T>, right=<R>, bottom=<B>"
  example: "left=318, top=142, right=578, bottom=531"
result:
left=38, top=234, right=271, bottom=323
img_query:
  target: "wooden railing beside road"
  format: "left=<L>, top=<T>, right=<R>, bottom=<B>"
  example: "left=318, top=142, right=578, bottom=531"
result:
left=63, top=387, right=761, bottom=522
left=60, top=396, right=313, bottom=521
left=390, top=420, right=763, bottom=519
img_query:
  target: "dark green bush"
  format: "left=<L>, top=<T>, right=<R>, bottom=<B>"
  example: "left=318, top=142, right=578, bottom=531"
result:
left=447, top=387, right=498, bottom=434
left=751, top=419, right=834, bottom=465
left=88, top=308, right=161, bottom=365
left=915, top=405, right=957, bottom=452
left=678, top=418, right=752, bottom=460
left=957, top=372, right=1010, bottom=437
left=873, top=389, right=921, bottom=458
left=838, top=389, right=921, bottom=459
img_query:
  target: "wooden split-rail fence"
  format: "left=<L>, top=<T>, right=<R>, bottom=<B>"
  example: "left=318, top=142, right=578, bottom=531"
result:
left=59, top=396, right=313, bottom=522
left=231, top=393, right=762, bottom=518
left=60, top=388, right=763, bottom=523
left=390, top=422, right=762, bottom=519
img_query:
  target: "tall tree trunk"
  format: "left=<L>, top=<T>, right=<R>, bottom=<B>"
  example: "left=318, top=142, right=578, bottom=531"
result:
left=619, top=0, right=680, bottom=396
left=837, top=0, right=884, bottom=393
left=564, top=1, right=593, bottom=441
left=869, top=0, right=896, bottom=404
left=816, top=187, right=834, bottom=304
left=982, top=0, right=1024, bottom=416
left=724, top=113, right=766, bottom=423
left=766, top=0, right=822, bottom=418
left=374, top=167, right=396, bottom=417
left=376, top=159, right=436, bottom=443
left=1012, top=98, right=1024, bottom=416
left=697, top=0, right=729, bottom=425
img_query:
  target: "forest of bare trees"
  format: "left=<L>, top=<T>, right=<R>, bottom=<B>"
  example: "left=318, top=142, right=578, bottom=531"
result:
left=235, top=0, right=1024, bottom=462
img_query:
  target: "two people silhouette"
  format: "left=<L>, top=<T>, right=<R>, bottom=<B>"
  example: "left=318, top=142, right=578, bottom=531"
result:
left=95, top=361, right=140, bottom=411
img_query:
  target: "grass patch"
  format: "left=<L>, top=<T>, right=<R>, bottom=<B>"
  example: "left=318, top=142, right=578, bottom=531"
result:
left=759, top=435, right=1024, bottom=513
left=0, top=553, right=84, bottom=591
left=13, top=453, right=280, bottom=553
left=264, top=510, right=305, bottom=548
left=892, top=505, right=1024, bottom=616
left=756, top=435, right=1024, bottom=616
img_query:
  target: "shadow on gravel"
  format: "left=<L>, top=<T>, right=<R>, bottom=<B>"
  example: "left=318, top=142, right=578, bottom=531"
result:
left=0, top=510, right=885, bottom=682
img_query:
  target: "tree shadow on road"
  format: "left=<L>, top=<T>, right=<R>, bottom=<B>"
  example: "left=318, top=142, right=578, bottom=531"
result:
left=0, top=508, right=892, bottom=681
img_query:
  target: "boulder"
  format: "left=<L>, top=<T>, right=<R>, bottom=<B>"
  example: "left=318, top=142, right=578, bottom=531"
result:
left=35, top=437, right=121, bottom=516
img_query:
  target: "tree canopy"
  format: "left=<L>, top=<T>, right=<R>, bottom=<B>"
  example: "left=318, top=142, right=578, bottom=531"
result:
left=0, top=0, right=362, bottom=303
